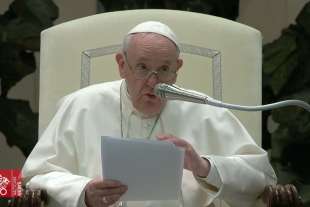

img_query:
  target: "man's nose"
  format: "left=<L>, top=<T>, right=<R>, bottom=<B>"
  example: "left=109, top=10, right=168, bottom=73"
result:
left=146, top=71, right=160, bottom=87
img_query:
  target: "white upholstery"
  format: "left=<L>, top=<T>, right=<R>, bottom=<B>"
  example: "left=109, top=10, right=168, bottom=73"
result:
left=39, top=9, right=262, bottom=147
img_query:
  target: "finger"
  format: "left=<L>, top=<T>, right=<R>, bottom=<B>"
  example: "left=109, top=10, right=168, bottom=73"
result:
left=99, top=186, right=128, bottom=196
left=157, top=136, right=188, bottom=148
left=156, top=134, right=182, bottom=143
left=170, top=139, right=188, bottom=148
left=156, top=134, right=174, bottom=140
left=102, top=194, right=123, bottom=206
left=93, top=179, right=125, bottom=189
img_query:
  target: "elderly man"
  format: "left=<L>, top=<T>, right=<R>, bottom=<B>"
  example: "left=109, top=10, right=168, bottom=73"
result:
left=22, top=21, right=276, bottom=207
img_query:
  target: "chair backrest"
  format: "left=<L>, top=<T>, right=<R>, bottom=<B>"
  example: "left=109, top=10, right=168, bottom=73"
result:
left=39, top=9, right=262, bottom=145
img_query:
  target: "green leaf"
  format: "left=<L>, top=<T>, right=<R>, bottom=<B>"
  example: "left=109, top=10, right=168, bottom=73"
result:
left=3, top=19, right=41, bottom=50
left=298, top=184, right=310, bottom=205
left=0, top=42, right=36, bottom=97
left=0, top=97, right=38, bottom=157
left=271, top=162, right=299, bottom=184
left=282, top=142, right=310, bottom=181
left=0, top=0, right=59, bottom=50
left=271, top=88, right=310, bottom=125
left=269, top=51, right=299, bottom=95
left=270, top=126, right=290, bottom=159
left=263, top=29, right=297, bottom=75
left=283, top=34, right=310, bottom=93
left=10, top=0, right=58, bottom=27
left=296, top=2, right=310, bottom=35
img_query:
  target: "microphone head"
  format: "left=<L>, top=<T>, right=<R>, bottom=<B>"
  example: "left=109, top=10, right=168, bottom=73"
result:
left=154, top=83, right=169, bottom=99
left=154, top=83, right=209, bottom=104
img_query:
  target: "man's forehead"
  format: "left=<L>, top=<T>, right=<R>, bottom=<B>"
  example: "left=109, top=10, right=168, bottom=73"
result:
left=135, top=55, right=174, bottom=64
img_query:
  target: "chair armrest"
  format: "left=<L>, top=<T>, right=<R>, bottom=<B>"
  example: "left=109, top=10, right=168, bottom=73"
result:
left=262, top=184, right=303, bottom=207
left=7, top=188, right=48, bottom=207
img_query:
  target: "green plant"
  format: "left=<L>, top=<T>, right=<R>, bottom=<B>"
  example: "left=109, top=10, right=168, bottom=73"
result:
left=0, top=0, right=58, bottom=156
left=262, top=2, right=310, bottom=206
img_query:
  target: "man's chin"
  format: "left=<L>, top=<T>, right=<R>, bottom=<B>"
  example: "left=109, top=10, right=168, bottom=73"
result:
left=139, top=101, right=165, bottom=117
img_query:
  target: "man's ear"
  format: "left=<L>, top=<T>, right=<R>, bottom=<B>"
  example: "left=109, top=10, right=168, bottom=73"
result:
left=176, top=58, right=183, bottom=72
left=115, top=53, right=126, bottom=78
left=171, top=58, right=183, bottom=84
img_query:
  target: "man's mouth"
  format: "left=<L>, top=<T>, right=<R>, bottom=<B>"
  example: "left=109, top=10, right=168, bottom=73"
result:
left=145, top=93, right=157, bottom=99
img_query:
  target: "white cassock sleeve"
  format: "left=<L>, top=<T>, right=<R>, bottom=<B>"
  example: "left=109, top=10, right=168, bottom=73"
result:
left=191, top=111, right=277, bottom=207
left=197, top=152, right=276, bottom=206
left=22, top=95, right=91, bottom=207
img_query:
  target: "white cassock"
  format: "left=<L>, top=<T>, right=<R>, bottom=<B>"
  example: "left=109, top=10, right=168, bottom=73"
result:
left=22, top=80, right=276, bottom=207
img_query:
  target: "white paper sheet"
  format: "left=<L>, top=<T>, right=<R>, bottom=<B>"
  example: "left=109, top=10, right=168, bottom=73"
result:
left=101, top=136, right=184, bottom=201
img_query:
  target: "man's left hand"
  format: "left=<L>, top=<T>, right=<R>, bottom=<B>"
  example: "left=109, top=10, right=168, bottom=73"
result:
left=156, top=134, right=210, bottom=177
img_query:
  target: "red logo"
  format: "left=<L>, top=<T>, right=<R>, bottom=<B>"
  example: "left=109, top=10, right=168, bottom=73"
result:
left=0, top=169, right=22, bottom=198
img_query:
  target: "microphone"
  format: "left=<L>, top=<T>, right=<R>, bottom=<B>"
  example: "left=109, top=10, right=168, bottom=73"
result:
left=154, top=83, right=310, bottom=112
left=154, top=83, right=211, bottom=104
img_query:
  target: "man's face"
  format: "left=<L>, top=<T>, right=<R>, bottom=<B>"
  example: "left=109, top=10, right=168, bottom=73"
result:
left=116, top=33, right=183, bottom=117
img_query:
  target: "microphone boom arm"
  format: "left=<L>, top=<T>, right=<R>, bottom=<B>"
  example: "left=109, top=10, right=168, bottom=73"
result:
left=154, top=84, right=310, bottom=112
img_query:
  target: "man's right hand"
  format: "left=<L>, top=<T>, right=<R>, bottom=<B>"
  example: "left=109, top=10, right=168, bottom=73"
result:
left=84, top=178, right=128, bottom=207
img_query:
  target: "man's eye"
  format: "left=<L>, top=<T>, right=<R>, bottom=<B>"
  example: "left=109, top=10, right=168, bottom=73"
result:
left=136, top=64, right=148, bottom=71
left=160, top=67, right=170, bottom=72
